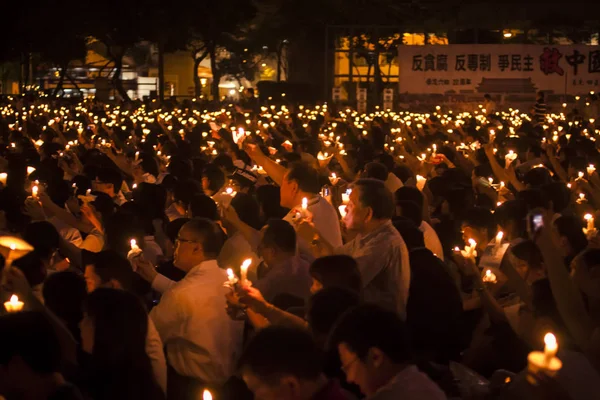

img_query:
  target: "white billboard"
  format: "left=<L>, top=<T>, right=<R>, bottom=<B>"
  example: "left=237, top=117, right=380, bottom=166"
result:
left=398, top=44, right=600, bottom=95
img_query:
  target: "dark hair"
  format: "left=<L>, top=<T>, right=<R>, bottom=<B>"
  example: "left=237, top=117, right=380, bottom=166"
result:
left=43, top=271, right=86, bottom=341
left=541, top=182, right=571, bottom=213
left=353, top=179, right=394, bottom=220
left=184, top=218, right=225, bottom=258
left=307, top=287, right=361, bottom=340
left=96, top=167, right=123, bottom=194
left=511, top=240, right=544, bottom=271
left=262, top=219, right=296, bottom=254
left=166, top=218, right=190, bottom=243
left=522, top=167, right=552, bottom=188
left=0, top=312, right=62, bottom=373
left=362, top=162, right=388, bottom=181
left=309, top=255, right=362, bottom=293
left=554, top=215, right=588, bottom=256
left=461, top=206, right=496, bottom=235
left=238, top=326, right=323, bottom=384
left=13, top=251, right=46, bottom=287
left=202, top=164, right=226, bottom=194
left=83, top=288, right=163, bottom=400
left=47, top=179, right=72, bottom=206
left=88, top=250, right=134, bottom=291
left=395, top=201, right=423, bottom=226
left=494, top=200, right=527, bottom=237
left=189, top=194, right=218, bottom=220
left=173, top=179, right=203, bottom=207
left=392, top=217, right=425, bottom=250
left=328, top=304, right=412, bottom=364
left=231, top=192, right=262, bottom=230
left=213, top=154, right=235, bottom=174
left=24, top=221, right=60, bottom=260
left=395, top=186, right=424, bottom=209
left=517, top=188, right=550, bottom=211
left=256, top=185, right=288, bottom=220
left=285, top=162, right=322, bottom=194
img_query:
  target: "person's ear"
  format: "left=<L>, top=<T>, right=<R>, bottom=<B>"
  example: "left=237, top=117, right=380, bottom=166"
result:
left=365, top=206, right=374, bottom=223
left=108, top=279, right=122, bottom=290
left=367, top=347, right=385, bottom=369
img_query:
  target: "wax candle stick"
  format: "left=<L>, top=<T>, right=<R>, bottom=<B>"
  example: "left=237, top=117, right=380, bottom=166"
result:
left=482, top=269, right=497, bottom=284
left=32, top=185, right=39, bottom=199
left=240, top=258, right=252, bottom=285
left=203, top=389, right=212, bottom=400
left=0, top=173, right=7, bottom=185
left=301, top=197, right=308, bottom=211
left=527, top=332, right=562, bottom=384
left=588, top=164, right=596, bottom=176
left=416, top=175, right=427, bottom=191
left=341, top=189, right=351, bottom=204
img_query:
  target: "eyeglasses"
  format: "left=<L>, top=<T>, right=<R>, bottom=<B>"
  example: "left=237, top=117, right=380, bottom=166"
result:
left=341, top=356, right=359, bottom=374
left=175, top=236, right=197, bottom=244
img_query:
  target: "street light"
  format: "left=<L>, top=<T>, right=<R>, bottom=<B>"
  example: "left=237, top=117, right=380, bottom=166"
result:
left=503, top=32, right=513, bottom=38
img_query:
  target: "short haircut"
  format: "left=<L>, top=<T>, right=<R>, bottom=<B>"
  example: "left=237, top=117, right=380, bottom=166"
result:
left=184, top=218, right=225, bottom=258
left=24, top=221, right=60, bottom=260
left=309, top=255, right=362, bottom=293
left=541, top=182, right=571, bottom=213
left=166, top=218, right=191, bottom=243
left=392, top=217, right=425, bottom=250
left=88, top=250, right=134, bottom=290
left=522, top=167, right=552, bottom=188
left=47, top=179, right=71, bottom=206
left=238, top=326, right=323, bottom=384
left=494, top=200, right=527, bottom=236
left=307, top=287, right=361, bottom=339
left=262, top=219, right=297, bottom=254
left=285, top=162, right=321, bottom=194
left=13, top=251, right=46, bottom=287
left=511, top=240, right=544, bottom=271
left=461, top=206, right=496, bottom=234
left=97, top=167, right=123, bottom=192
left=554, top=215, right=588, bottom=255
left=173, top=179, right=203, bottom=206
left=256, top=185, right=288, bottom=220
left=42, top=271, right=87, bottom=328
left=202, top=164, right=226, bottom=193
left=395, top=201, right=423, bottom=226
left=0, top=311, right=62, bottom=373
left=230, top=192, right=262, bottom=230
left=328, top=304, right=412, bottom=364
left=363, top=162, right=388, bottom=181
left=353, top=179, right=394, bottom=220
left=189, top=194, right=218, bottom=220
left=395, top=186, right=424, bottom=208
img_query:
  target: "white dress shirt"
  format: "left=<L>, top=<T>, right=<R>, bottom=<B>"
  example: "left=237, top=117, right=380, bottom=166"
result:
left=419, top=221, right=444, bottom=261
left=146, top=318, right=167, bottom=393
left=150, top=260, right=244, bottom=384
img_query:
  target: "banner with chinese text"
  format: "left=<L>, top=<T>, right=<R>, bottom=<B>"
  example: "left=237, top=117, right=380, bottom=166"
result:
left=398, top=45, right=600, bottom=95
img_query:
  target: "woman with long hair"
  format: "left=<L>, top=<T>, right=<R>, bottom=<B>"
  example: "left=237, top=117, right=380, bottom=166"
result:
left=78, top=288, right=164, bottom=400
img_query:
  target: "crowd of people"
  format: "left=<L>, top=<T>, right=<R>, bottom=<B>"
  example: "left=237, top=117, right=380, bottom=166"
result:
left=0, top=90, right=600, bottom=400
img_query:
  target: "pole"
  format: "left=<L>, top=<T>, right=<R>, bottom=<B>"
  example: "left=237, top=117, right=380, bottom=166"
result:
left=158, top=40, right=165, bottom=103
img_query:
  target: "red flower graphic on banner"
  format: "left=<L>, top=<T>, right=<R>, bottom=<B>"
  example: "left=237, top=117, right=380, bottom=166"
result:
left=539, top=48, right=564, bottom=76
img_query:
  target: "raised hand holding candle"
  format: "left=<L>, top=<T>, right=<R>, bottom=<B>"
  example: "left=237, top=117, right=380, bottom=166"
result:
left=0, top=173, right=7, bottom=186
left=584, top=214, right=596, bottom=239
left=416, top=175, right=427, bottom=191
left=341, top=189, right=351, bottom=204
left=4, top=294, right=24, bottom=312
left=460, top=238, right=478, bottom=260
left=240, top=258, right=252, bottom=285
left=302, top=197, right=308, bottom=211
left=482, top=269, right=497, bottom=284
left=588, top=164, right=596, bottom=176
left=130, top=239, right=139, bottom=251
left=527, top=332, right=562, bottom=384
left=329, top=172, right=340, bottom=186
left=32, top=185, right=39, bottom=199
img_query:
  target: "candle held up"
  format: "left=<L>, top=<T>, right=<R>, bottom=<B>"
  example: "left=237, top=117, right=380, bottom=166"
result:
left=203, top=389, right=212, bottom=400
left=240, top=258, right=252, bottom=285
left=301, top=197, right=308, bottom=211
left=4, top=294, right=24, bottom=312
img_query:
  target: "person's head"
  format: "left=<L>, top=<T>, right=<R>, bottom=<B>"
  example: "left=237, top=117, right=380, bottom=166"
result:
left=42, top=271, right=87, bottom=334
left=80, top=289, right=149, bottom=366
left=280, top=162, right=321, bottom=209
left=362, top=162, right=388, bottom=181
left=173, top=179, right=203, bottom=215
left=238, top=326, right=325, bottom=400
left=229, top=192, right=262, bottom=231
left=94, top=167, right=123, bottom=198
left=23, top=221, right=59, bottom=264
left=231, top=168, right=257, bottom=194
left=345, top=179, right=394, bottom=232
left=328, top=304, right=412, bottom=397
left=541, top=182, right=571, bottom=214
left=258, top=219, right=296, bottom=267
left=395, top=185, right=424, bottom=210
left=309, top=255, right=361, bottom=294
left=392, top=217, right=425, bottom=251
left=394, top=201, right=423, bottom=227
left=202, top=164, right=226, bottom=196
left=0, top=312, right=63, bottom=397
left=494, top=200, right=528, bottom=241
left=537, top=91, right=545, bottom=102
left=554, top=215, right=588, bottom=259
left=174, top=218, right=225, bottom=271
left=83, top=250, right=134, bottom=293
left=256, top=184, right=288, bottom=221
left=484, top=94, right=491, bottom=101
left=307, top=287, right=361, bottom=348
left=461, top=207, right=496, bottom=250
left=188, top=194, right=218, bottom=220
left=510, top=240, right=545, bottom=285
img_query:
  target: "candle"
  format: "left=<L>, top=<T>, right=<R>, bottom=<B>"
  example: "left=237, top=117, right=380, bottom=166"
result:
left=225, top=187, right=234, bottom=195
left=544, top=332, right=558, bottom=365
left=460, top=238, right=478, bottom=260
left=338, top=205, right=347, bottom=218
left=329, top=173, right=340, bottom=186
left=0, top=172, right=7, bottom=185
left=240, top=258, right=252, bottom=285
left=301, top=197, right=308, bottom=211
left=416, top=175, right=427, bottom=191
left=27, top=166, right=36, bottom=175
left=4, top=294, right=24, bottom=312
left=226, top=268, right=238, bottom=285
left=32, top=185, right=38, bottom=198
left=130, top=239, right=139, bottom=251
left=203, top=389, right=212, bottom=400
left=577, top=171, right=585, bottom=180
left=527, top=332, right=563, bottom=384
left=505, top=150, right=517, bottom=166
left=341, top=189, right=351, bottom=204
left=482, top=269, right=497, bottom=284
left=588, top=164, right=596, bottom=176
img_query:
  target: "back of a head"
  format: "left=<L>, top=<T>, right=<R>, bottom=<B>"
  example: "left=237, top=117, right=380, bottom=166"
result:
left=461, top=206, right=496, bottom=234
left=203, top=164, right=226, bottom=193
left=231, top=192, right=262, bottom=230
left=174, top=179, right=203, bottom=206
left=262, top=219, right=296, bottom=254
left=517, top=188, right=550, bottom=211
left=24, top=221, right=60, bottom=260
left=256, top=184, right=288, bottom=220
left=0, top=311, right=61, bottom=374
left=90, top=250, right=134, bottom=291
left=511, top=240, right=544, bottom=271
left=395, top=185, right=424, bottom=209
left=97, top=167, right=123, bottom=193
left=395, top=201, right=423, bottom=227
left=309, top=255, right=362, bottom=293
left=189, top=194, right=218, bottom=220
left=363, top=162, right=388, bottom=182
left=286, top=162, right=322, bottom=194
left=183, top=218, right=225, bottom=259
left=354, top=178, right=394, bottom=220
left=392, top=217, right=425, bottom=250
left=238, top=326, right=323, bottom=383
left=307, top=287, right=361, bottom=341
left=43, top=271, right=87, bottom=328
left=328, top=304, right=411, bottom=364
left=84, top=288, right=149, bottom=363
left=554, top=215, right=588, bottom=253
left=13, top=251, right=46, bottom=287
left=541, top=182, right=571, bottom=213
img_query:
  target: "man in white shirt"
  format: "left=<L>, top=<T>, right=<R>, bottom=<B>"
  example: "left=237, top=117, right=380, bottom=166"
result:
left=244, top=143, right=342, bottom=249
left=136, top=219, right=244, bottom=394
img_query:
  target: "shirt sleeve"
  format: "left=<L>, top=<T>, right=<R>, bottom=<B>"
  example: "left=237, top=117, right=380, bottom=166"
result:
left=80, top=229, right=104, bottom=252
left=149, top=289, right=184, bottom=344
left=146, top=318, right=167, bottom=394
left=151, top=273, right=176, bottom=294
